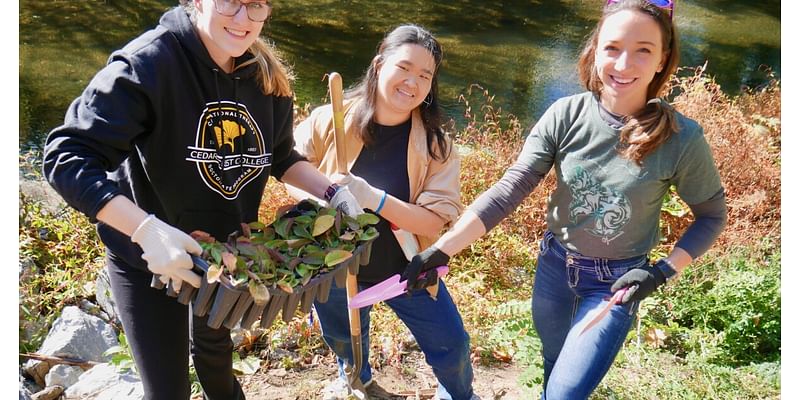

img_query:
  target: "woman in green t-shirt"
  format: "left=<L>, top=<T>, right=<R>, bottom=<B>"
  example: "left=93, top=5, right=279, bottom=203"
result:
left=401, top=1, right=727, bottom=398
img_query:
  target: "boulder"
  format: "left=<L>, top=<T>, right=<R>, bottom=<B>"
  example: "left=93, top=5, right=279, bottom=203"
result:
left=24, top=306, right=118, bottom=386
left=19, top=372, right=35, bottom=400
left=30, top=386, right=63, bottom=400
left=94, top=267, right=121, bottom=325
left=63, top=363, right=143, bottom=400
left=44, top=364, right=83, bottom=389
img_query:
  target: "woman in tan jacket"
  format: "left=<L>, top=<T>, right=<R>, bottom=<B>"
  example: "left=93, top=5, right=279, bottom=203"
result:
left=287, top=24, right=478, bottom=400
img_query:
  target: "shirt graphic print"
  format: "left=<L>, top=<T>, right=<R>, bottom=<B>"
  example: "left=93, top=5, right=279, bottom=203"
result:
left=567, top=165, right=632, bottom=245
left=185, top=101, right=272, bottom=200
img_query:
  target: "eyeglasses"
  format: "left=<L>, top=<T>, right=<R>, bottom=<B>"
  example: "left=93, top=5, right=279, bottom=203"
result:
left=212, top=0, right=272, bottom=22
left=606, top=0, right=674, bottom=19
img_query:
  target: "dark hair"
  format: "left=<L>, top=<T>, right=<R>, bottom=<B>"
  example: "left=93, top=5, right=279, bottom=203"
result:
left=346, top=24, right=450, bottom=161
left=577, top=0, right=680, bottom=165
left=180, top=1, right=293, bottom=97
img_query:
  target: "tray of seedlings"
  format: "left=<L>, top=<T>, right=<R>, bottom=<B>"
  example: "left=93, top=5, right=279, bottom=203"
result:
left=151, top=199, right=379, bottom=330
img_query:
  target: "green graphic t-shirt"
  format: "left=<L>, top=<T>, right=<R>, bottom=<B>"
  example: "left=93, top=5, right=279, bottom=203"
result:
left=469, top=92, right=722, bottom=258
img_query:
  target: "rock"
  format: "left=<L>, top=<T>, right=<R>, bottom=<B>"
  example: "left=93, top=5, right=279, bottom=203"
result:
left=79, top=299, right=113, bottom=324
left=19, top=178, right=66, bottom=216
left=63, top=363, right=143, bottom=400
left=24, top=306, right=119, bottom=386
left=45, top=364, right=83, bottom=389
left=24, top=360, right=51, bottom=388
left=94, top=267, right=121, bottom=325
left=19, top=372, right=35, bottom=400
left=31, top=386, right=64, bottom=400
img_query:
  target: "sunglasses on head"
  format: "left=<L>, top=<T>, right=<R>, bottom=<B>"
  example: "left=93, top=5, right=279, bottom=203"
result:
left=606, top=0, right=674, bottom=19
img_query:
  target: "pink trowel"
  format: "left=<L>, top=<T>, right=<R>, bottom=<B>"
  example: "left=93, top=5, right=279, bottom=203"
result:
left=348, top=266, right=449, bottom=309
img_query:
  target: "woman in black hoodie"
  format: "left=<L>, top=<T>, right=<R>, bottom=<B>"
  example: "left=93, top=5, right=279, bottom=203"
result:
left=42, top=1, right=358, bottom=398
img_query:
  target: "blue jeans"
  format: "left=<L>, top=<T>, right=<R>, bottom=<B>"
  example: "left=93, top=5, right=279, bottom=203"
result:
left=314, top=279, right=475, bottom=400
left=532, top=231, right=646, bottom=400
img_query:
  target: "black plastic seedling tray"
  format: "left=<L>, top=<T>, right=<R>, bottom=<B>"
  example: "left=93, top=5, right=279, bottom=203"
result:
left=151, top=239, right=374, bottom=330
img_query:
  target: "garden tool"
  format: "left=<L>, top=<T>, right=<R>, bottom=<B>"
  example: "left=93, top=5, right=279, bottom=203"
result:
left=348, top=266, right=449, bottom=308
left=328, top=72, right=367, bottom=398
left=579, top=287, right=629, bottom=336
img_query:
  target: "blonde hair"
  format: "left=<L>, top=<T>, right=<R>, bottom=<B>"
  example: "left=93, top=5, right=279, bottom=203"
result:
left=577, top=0, right=680, bottom=165
left=235, top=38, right=294, bottom=97
left=180, top=2, right=294, bottom=97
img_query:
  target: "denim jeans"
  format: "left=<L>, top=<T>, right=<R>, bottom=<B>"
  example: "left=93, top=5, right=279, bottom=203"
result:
left=532, top=231, right=646, bottom=400
left=314, top=279, right=475, bottom=400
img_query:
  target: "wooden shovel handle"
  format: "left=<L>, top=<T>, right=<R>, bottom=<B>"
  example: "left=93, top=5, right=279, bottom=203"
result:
left=328, top=72, right=348, bottom=175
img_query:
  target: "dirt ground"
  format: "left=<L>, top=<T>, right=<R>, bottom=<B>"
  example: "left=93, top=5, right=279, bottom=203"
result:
left=237, top=351, right=534, bottom=399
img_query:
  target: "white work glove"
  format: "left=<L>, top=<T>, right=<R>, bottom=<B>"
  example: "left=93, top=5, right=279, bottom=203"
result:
left=131, top=215, right=203, bottom=291
left=333, top=173, right=386, bottom=212
left=329, top=184, right=364, bottom=216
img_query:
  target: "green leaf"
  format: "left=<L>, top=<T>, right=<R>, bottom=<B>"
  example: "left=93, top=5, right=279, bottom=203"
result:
left=286, top=238, right=312, bottom=249
left=356, top=213, right=380, bottom=227
left=210, top=246, right=223, bottom=265
left=296, top=263, right=310, bottom=277
left=343, top=215, right=361, bottom=231
left=237, top=243, right=258, bottom=257
left=301, top=251, right=326, bottom=265
left=313, top=214, right=336, bottom=236
left=324, top=249, right=352, bottom=267
left=294, top=215, right=313, bottom=225
left=248, top=221, right=267, bottom=231
left=320, top=207, right=337, bottom=216
left=274, top=217, right=293, bottom=239
left=264, top=239, right=287, bottom=250
left=103, top=345, right=125, bottom=357
left=292, top=224, right=314, bottom=240
left=359, top=226, right=379, bottom=241
left=255, top=272, right=275, bottom=281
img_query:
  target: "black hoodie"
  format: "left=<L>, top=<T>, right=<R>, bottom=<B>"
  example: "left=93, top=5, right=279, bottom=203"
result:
left=43, top=7, right=304, bottom=271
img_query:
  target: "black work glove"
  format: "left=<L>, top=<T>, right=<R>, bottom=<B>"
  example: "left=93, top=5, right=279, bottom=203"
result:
left=610, top=262, right=668, bottom=304
left=402, top=246, right=450, bottom=291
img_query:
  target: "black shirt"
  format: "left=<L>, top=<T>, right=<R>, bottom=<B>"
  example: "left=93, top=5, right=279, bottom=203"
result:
left=350, top=118, right=412, bottom=284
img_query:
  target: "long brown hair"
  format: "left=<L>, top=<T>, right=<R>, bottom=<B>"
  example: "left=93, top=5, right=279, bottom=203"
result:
left=346, top=24, right=450, bottom=161
left=181, top=1, right=293, bottom=97
left=577, top=0, right=680, bottom=165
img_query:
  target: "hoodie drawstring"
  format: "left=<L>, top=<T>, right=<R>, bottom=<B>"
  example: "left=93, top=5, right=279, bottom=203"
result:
left=212, top=68, right=225, bottom=156
left=233, top=76, right=244, bottom=162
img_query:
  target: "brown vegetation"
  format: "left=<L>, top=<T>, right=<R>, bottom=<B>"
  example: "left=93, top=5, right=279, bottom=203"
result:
left=249, top=67, right=781, bottom=381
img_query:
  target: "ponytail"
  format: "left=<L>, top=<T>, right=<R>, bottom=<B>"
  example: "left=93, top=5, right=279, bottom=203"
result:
left=618, top=98, right=678, bottom=165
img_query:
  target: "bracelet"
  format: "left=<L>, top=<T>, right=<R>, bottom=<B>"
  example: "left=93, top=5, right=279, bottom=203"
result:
left=374, top=191, right=387, bottom=214
left=654, top=258, right=678, bottom=281
left=323, top=183, right=340, bottom=202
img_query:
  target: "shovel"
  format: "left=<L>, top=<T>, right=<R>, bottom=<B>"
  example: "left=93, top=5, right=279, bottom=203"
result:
left=328, top=72, right=367, bottom=398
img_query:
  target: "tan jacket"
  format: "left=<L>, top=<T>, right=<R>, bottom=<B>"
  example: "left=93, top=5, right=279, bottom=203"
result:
left=291, top=99, right=462, bottom=249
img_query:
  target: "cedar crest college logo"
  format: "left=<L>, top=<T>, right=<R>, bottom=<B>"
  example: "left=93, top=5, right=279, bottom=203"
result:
left=186, top=101, right=272, bottom=200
